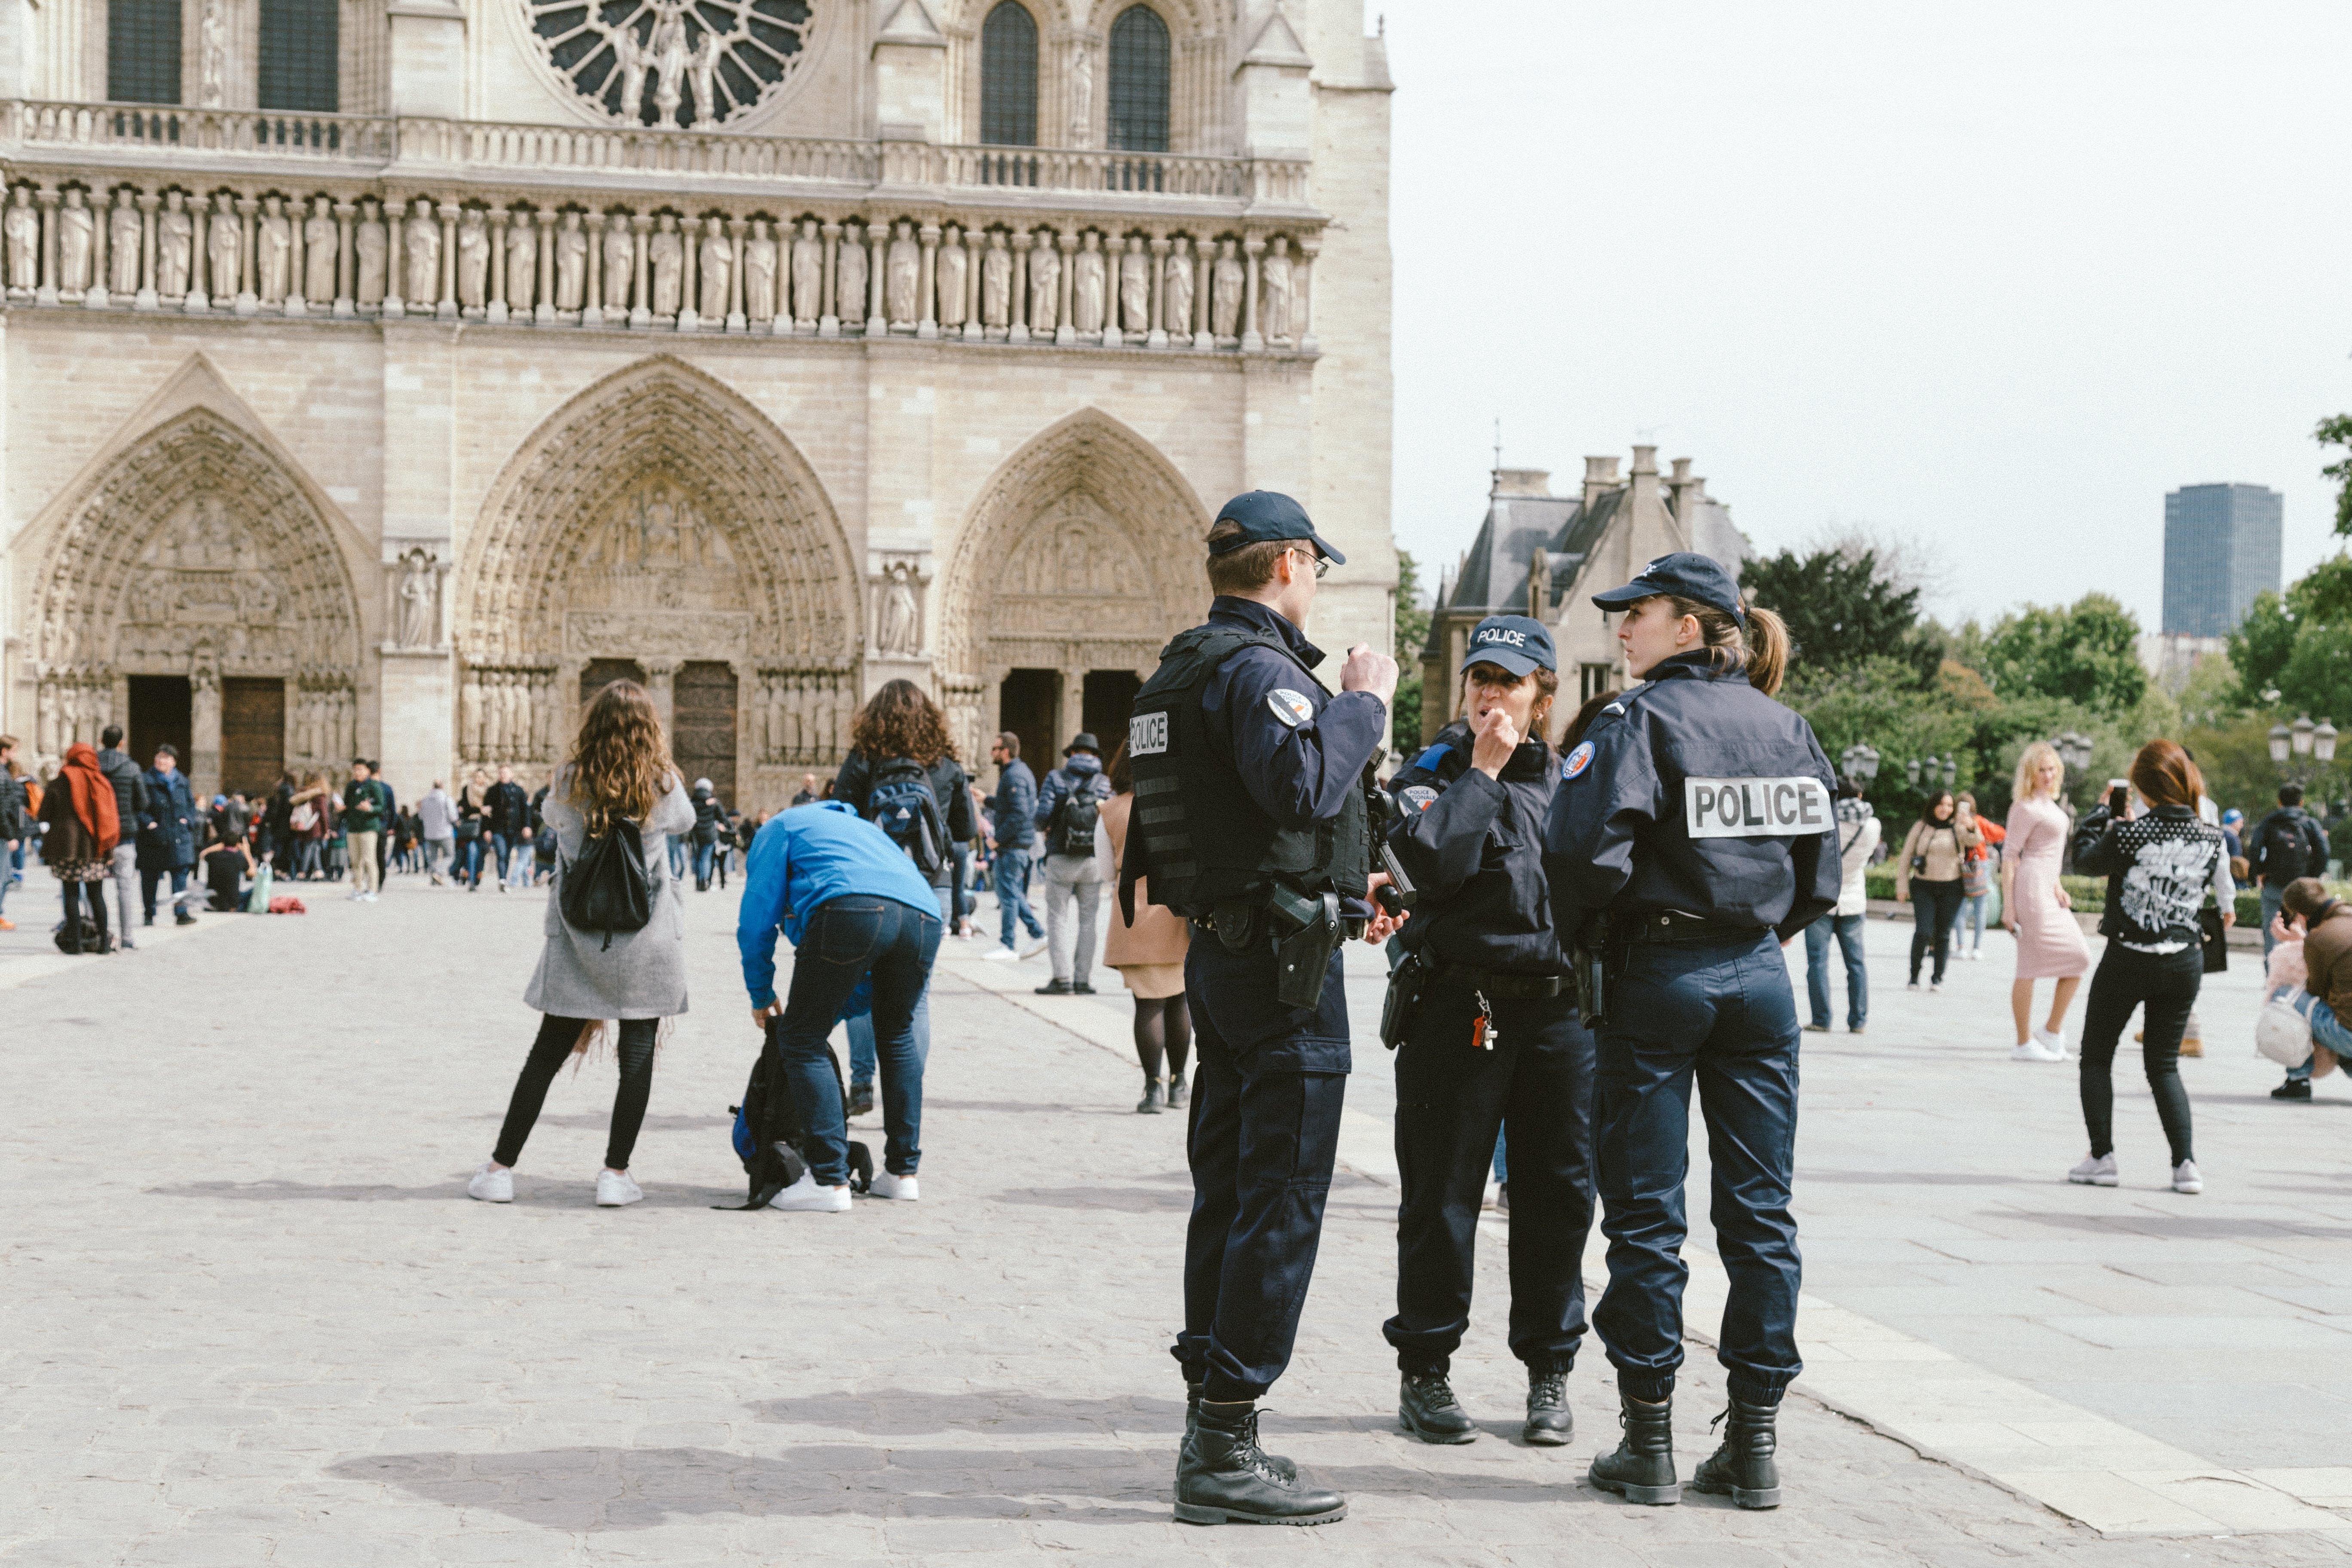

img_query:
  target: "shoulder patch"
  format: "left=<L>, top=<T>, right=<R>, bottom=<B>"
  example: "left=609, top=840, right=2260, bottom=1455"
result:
left=1564, top=741, right=1596, bottom=781
left=1266, top=689, right=1315, bottom=728
left=1400, top=784, right=1439, bottom=812
left=1411, top=744, right=1453, bottom=772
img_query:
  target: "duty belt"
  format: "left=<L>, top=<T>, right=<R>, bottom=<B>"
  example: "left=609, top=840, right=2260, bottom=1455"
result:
left=1421, top=963, right=1569, bottom=999
left=1618, top=910, right=1771, bottom=946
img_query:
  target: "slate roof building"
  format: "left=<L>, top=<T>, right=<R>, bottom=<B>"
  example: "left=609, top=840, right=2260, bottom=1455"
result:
left=1419, top=445, right=1747, bottom=745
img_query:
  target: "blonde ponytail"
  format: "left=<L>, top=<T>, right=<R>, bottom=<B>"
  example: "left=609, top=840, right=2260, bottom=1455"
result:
left=1664, top=596, right=1791, bottom=697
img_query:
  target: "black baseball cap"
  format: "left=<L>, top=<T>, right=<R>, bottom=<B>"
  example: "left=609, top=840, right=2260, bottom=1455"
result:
left=1591, top=551, right=1745, bottom=622
left=1462, top=615, right=1556, bottom=679
left=1209, top=490, right=1347, bottom=567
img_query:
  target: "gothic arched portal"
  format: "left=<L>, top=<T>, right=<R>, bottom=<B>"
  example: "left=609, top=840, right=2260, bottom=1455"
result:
left=459, top=356, right=860, bottom=806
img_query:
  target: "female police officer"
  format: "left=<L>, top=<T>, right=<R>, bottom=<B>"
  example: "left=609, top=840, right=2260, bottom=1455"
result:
left=1542, top=553, right=1837, bottom=1511
left=1381, top=614, right=1595, bottom=1451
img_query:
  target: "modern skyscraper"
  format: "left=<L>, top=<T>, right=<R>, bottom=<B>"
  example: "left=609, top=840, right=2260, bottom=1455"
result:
left=2163, top=484, right=2283, bottom=636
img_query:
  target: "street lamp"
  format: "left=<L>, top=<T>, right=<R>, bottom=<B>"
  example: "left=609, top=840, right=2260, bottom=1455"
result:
left=2319, top=720, right=2339, bottom=764
left=1839, top=744, right=1880, bottom=784
left=2270, top=722, right=2293, bottom=765
left=2294, top=713, right=2316, bottom=758
left=2270, top=714, right=2339, bottom=788
left=2054, top=731, right=2093, bottom=773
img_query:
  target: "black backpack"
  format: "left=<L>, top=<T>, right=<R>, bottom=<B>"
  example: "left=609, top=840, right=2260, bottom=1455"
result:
left=714, top=1024, right=873, bottom=1210
left=1047, top=774, right=1106, bottom=858
left=2261, top=812, right=2320, bottom=883
left=559, top=816, right=652, bottom=949
left=865, top=757, right=946, bottom=876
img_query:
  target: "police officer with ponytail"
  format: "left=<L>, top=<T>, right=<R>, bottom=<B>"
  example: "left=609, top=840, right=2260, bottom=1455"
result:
left=1542, top=553, right=1837, bottom=1512
left=1121, top=491, right=1403, bottom=1528
left=1380, top=614, right=1597, bottom=1451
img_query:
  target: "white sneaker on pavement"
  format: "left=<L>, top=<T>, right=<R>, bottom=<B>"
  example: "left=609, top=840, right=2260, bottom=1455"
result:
left=768, top=1171, right=852, bottom=1212
left=2034, top=1027, right=2071, bottom=1057
left=869, top=1170, right=920, bottom=1201
left=2067, top=1153, right=2119, bottom=1187
left=595, top=1170, right=643, bottom=1207
left=1018, top=934, right=1048, bottom=960
left=2171, top=1160, right=2204, bottom=1195
left=2011, top=1038, right=2065, bottom=1062
left=981, top=946, right=1020, bottom=964
left=468, top=1163, right=514, bottom=1203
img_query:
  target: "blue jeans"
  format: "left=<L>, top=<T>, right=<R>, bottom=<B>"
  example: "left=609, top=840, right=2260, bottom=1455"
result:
left=140, top=864, right=191, bottom=920
left=850, top=888, right=950, bottom=1085
left=994, top=843, right=1043, bottom=948
left=667, top=834, right=686, bottom=879
left=769, top=896, right=942, bottom=1184
left=693, top=839, right=717, bottom=886
left=1804, top=913, right=1868, bottom=1029
left=1949, top=891, right=1988, bottom=952
left=491, top=832, right=523, bottom=882
left=2262, top=882, right=2286, bottom=956
left=455, top=834, right=484, bottom=885
left=1594, top=933, right=1803, bottom=1405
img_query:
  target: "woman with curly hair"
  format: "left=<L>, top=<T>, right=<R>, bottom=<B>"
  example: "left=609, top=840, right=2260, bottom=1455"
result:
left=468, top=678, right=695, bottom=1209
left=830, top=678, right=976, bottom=1114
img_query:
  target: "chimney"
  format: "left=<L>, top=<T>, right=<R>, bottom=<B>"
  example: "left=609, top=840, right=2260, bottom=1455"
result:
left=1580, top=455, right=1621, bottom=510
left=1627, top=445, right=1661, bottom=517
left=1666, top=456, right=1705, bottom=518
left=1494, top=468, right=1553, bottom=499
left=1630, top=444, right=1659, bottom=476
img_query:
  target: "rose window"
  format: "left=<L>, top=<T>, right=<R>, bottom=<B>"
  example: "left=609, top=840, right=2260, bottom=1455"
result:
left=528, top=0, right=816, bottom=129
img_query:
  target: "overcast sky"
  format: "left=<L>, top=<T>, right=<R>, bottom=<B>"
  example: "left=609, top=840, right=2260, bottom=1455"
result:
left=1382, top=0, right=2352, bottom=629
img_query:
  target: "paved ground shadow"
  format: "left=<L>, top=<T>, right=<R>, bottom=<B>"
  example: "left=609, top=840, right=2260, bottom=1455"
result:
left=995, top=1184, right=1194, bottom=1213
left=1801, top=1170, right=2043, bottom=1186
left=1998, top=1208, right=2352, bottom=1241
left=746, top=1389, right=1368, bottom=1439
left=149, top=1178, right=747, bottom=1208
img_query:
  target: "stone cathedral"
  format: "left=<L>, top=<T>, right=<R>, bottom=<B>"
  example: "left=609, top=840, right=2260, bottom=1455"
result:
left=0, top=0, right=1395, bottom=809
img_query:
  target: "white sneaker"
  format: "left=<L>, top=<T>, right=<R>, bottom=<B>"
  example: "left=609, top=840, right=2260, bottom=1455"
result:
left=870, top=1170, right=920, bottom=1201
left=2171, top=1160, right=2204, bottom=1195
left=2011, top=1038, right=2065, bottom=1062
left=981, top=946, right=1020, bottom=964
left=595, top=1170, right=643, bottom=1207
left=2034, top=1027, right=2070, bottom=1058
left=467, top=1163, right=514, bottom=1203
left=1929, top=983, right=1942, bottom=994
left=768, top=1171, right=851, bottom=1212
left=2067, top=1153, right=2119, bottom=1187
left=1018, top=934, right=1049, bottom=960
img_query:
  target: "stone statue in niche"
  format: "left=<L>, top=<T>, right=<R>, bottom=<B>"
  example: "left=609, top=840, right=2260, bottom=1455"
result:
left=3, top=193, right=36, bottom=293
left=556, top=214, right=587, bottom=309
left=981, top=232, right=1011, bottom=327
left=109, top=195, right=142, bottom=295
left=1261, top=236, right=1292, bottom=342
left=698, top=218, right=732, bottom=318
left=1212, top=239, right=1244, bottom=339
left=937, top=229, right=967, bottom=328
left=1164, top=236, right=1194, bottom=335
left=1070, top=45, right=1093, bottom=148
left=790, top=219, right=822, bottom=321
left=834, top=224, right=867, bottom=325
left=602, top=215, right=634, bottom=311
left=304, top=199, right=337, bottom=300
left=876, top=564, right=922, bottom=657
left=650, top=3, right=691, bottom=126
left=37, top=683, right=59, bottom=757
left=257, top=197, right=291, bottom=303
left=403, top=199, right=439, bottom=304
left=207, top=202, right=242, bottom=297
left=886, top=221, right=919, bottom=324
left=505, top=212, right=537, bottom=310
left=459, top=674, right=481, bottom=757
left=613, top=30, right=650, bottom=126
left=688, top=33, right=721, bottom=129
left=355, top=209, right=386, bottom=303
left=1120, top=237, right=1151, bottom=334
left=1028, top=235, right=1060, bottom=333
left=56, top=190, right=94, bottom=294
left=157, top=193, right=193, bottom=296
left=1072, top=234, right=1104, bottom=333
left=744, top=223, right=777, bottom=322
left=395, top=551, right=438, bottom=649
left=456, top=211, right=488, bottom=308
left=197, top=0, right=228, bottom=107
left=649, top=218, right=682, bottom=316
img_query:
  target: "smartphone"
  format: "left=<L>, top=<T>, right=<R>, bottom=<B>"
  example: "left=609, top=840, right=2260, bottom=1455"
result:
left=2106, top=779, right=2130, bottom=816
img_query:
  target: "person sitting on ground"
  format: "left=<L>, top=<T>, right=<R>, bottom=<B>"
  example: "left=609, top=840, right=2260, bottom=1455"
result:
left=2272, top=878, right=2346, bottom=1093
left=202, top=832, right=255, bottom=912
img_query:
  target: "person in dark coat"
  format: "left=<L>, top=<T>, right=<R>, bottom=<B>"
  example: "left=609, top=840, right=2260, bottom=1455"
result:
left=95, top=725, right=149, bottom=947
left=43, top=742, right=122, bottom=953
left=138, top=744, right=201, bottom=927
left=0, top=733, right=28, bottom=931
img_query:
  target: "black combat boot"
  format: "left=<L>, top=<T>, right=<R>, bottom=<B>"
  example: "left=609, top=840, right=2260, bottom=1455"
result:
left=1691, top=1397, right=1782, bottom=1510
left=1183, top=1383, right=1293, bottom=1480
left=1174, top=1401, right=1345, bottom=1526
left=1524, top=1365, right=1574, bottom=1446
left=1398, top=1370, right=1477, bottom=1444
left=1588, top=1392, right=1678, bottom=1505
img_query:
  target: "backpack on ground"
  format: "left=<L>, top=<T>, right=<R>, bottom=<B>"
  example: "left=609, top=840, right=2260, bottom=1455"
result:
left=1047, top=774, right=1106, bottom=859
left=866, top=757, right=946, bottom=877
left=715, top=1024, right=874, bottom=1210
left=559, top=816, right=652, bottom=950
left=52, top=915, right=106, bottom=954
left=2257, top=986, right=2318, bottom=1067
left=2261, top=813, right=2321, bottom=883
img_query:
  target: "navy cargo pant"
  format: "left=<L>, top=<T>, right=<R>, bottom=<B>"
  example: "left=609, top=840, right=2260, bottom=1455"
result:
left=1386, top=984, right=1596, bottom=1375
left=1174, top=937, right=1350, bottom=1403
left=1594, top=932, right=1803, bottom=1406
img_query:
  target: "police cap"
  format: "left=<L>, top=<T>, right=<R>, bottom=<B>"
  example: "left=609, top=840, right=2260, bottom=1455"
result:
left=1591, top=551, right=1745, bottom=622
left=1462, top=614, right=1555, bottom=679
left=1209, top=490, right=1348, bottom=567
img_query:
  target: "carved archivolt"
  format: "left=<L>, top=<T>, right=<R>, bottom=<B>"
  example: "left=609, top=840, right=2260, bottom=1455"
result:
left=460, top=357, right=858, bottom=670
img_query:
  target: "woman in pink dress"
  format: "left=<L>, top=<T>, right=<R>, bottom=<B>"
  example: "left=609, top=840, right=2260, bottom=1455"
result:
left=2002, top=741, right=2092, bottom=1061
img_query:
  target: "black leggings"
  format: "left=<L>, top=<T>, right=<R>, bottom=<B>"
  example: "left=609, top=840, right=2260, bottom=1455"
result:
left=1908, top=878, right=1964, bottom=983
left=1133, top=995, right=1193, bottom=1083
left=60, top=879, right=109, bottom=948
left=2079, top=942, right=2199, bottom=1166
left=492, top=1014, right=659, bottom=1172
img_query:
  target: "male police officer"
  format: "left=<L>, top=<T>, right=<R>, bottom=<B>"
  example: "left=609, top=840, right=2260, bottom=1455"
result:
left=1122, top=490, right=1400, bottom=1527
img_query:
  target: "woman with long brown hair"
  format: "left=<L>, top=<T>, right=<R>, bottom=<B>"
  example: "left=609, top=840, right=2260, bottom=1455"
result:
left=2064, top=738, right=2232, bottom=1195
left=40, top=741, right=121, bottom=954
left=468, top=679, right=695, bottom=1208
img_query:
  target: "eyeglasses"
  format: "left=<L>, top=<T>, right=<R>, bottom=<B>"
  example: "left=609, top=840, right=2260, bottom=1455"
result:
left=1289, top=547, right=1331, bottom=580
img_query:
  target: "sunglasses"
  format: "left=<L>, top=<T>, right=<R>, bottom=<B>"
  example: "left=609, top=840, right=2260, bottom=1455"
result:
left=1288, top=546, right=1332, bottom=580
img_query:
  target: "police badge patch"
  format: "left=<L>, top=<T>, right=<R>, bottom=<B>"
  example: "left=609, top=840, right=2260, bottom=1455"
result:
left=1400, top=784, right=1439, bottom=812
left=1564, top=741, right=1596, bottom=781
left=1266, top=689, right=1315, bottom=728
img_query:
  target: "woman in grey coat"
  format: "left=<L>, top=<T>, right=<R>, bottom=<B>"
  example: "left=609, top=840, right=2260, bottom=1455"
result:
left=468, top=680, right=695, bottom=1209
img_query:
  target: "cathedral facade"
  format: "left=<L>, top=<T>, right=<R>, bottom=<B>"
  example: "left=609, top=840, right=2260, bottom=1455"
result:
left=0, top=0, right=1394, bottom=808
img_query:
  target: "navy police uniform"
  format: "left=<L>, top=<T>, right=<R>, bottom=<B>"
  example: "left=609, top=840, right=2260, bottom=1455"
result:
left=1382, top=615, right=1596, bottom=1446
left=1543, top=553, right=1837, bottom=1509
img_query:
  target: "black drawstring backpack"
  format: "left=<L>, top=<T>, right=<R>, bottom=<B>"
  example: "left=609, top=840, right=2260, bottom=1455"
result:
left=559, top=815, right=652, bottom=949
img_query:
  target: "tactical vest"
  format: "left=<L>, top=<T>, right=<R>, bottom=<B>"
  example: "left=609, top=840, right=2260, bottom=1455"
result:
left=1122, top=622, right=1371, bottom=918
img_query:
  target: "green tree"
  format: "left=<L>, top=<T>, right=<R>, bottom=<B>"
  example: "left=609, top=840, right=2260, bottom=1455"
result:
left=2228, top=590, right=2298, bottom=706
left=1980, top=593, right=2146, bottom=714
left=1390, top=550, right=1430, bottom=748
left=2319, top=413, right=2352, bottom=534
left=1741, top=547, right=1934, bottom=683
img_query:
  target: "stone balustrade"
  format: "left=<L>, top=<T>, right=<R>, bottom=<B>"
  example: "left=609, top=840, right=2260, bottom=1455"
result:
left=0, top=162, right=1322, bottom=351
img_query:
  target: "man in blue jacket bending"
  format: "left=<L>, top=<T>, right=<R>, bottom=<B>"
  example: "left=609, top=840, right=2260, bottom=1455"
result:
left=738, top=800, right=945, bottom=1213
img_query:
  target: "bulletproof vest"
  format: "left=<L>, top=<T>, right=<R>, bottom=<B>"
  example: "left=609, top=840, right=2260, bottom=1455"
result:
left=1123, top=622, right=1371, bottom=918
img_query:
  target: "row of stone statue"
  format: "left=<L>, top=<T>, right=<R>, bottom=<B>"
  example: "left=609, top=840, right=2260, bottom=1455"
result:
left=1, top=182, right=1317, bottom=347
left=460, top=667, right=560, bottom=765
left=751, top=668, right=853, bottom=765
left=31, top=674, right=355, bottom=769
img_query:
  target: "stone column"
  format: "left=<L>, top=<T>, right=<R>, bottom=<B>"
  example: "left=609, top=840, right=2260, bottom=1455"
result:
left=1055, top=231, right=1077, bottom=346
left=283, top=196, right=306, bottom=314
left=1008, top=230, right=1030, bottom=343
left=727, top=216, right=750, bottom=331
left=642, top=659, right=681, bottom=737
left=916, top=221, right=938, bottom=339
left=818, top=220, right=841, bottom=336
left=332, top=201, right=355, bottom=315
left=1147, top=234, right=1170, bottom=347
left=136, top=191, right=160, bottom=309
left=190, top=671, right=223, bottom=802
left=674, top=216, right=699, bottom=331
left=1296, top=236, right=1319, bottom=352
left=630, top=214, right=652, bottom=327
left=865, top=224, right=887, bottom=335
left=1240, top=235, right=1265, bottom=352
left=437, top=202, right=459, bottom=318
left=1060, top=665, right=1086, bottom=755
left=1102, top=235, right=1124, bottom=349
left=35, top=186, right=59, bottom=306
left=534, top=209, right=557, bottom=323
left=486, top=208, right=508, bottom=322
left=234, top=196, right=260, bottom=314
left=962, top=228, right=983, bottom=340
left=1193, top=236, right=1212, bottom=347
